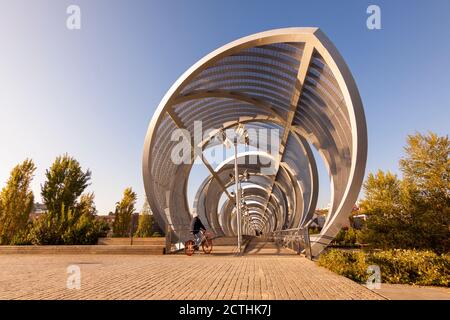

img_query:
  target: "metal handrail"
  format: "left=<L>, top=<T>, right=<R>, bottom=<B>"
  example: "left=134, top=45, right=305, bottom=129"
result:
left=270, top=226, right=313, bottom=259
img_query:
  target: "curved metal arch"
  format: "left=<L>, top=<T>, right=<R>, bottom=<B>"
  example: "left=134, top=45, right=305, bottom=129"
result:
left=143, top=27, right=367, bottom=256
left=172, top=91, right=286, bottom=123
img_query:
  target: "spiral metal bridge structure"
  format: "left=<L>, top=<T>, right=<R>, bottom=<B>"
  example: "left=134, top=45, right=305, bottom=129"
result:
left=143, top=28, right=367, bottom=256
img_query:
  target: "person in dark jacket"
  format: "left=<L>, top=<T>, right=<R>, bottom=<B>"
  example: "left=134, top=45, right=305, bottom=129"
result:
left=190, top=212, right=206, bottom=248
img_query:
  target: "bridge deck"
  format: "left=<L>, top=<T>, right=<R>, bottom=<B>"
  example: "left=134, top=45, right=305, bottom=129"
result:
left=0, top=254, right=383, bottom=300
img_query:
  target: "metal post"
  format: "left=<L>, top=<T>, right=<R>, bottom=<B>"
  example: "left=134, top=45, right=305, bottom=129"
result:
left=234, top=142, right=241, bottom=253
left=303, top=227, right=312, bottom=260
left=165, top=225, right=171, bottom=254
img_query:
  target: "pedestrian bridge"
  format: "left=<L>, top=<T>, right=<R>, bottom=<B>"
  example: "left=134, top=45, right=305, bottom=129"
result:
left=143, top=28, right=367, bottom=258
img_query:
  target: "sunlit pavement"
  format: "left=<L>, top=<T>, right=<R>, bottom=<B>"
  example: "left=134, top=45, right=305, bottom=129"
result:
left=369, top=283, right=450, bottom=300
left=0, top=254, right=383, bottom=300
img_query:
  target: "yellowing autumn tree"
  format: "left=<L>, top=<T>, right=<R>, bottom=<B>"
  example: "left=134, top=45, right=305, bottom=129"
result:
left=135, top=200, right=154, bottom=237
left=360, top=132, right=450, bottom=252
left=112, top=187, right=137, bottom=237
left=0, top=159, right=36, bottom=244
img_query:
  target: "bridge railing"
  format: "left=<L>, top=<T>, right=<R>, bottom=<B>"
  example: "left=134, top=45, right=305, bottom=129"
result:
left=270, top=226, right=313, bottom=259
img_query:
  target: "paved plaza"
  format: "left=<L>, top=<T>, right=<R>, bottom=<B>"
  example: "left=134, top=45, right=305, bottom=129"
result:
left=0, top=254, right=383, bottom=300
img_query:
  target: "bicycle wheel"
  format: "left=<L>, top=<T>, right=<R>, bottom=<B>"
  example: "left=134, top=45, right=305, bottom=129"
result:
left=202, top=238, right=213, bottom=254
left=185, top=240, right=195, bottom=256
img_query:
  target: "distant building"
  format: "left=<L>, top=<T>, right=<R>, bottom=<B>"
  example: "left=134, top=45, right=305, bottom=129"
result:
left=351, top=214, right=367, bottom=230
left=96, top=214, right=114, bottom=225
left=310, top=214, right=326, bottom=229
left=29, top=202, right=47, bottom=220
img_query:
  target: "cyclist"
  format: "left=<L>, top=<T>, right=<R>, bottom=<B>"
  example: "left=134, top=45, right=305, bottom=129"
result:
left=190, top=212, right=206, bottom=249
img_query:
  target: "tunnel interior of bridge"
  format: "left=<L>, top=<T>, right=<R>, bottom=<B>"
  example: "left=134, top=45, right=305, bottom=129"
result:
left=143, top=28, right=367, bottom=257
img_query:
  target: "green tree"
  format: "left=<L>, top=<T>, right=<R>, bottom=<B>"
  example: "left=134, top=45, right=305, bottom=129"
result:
left=135, top=200, right=154, bottom=237
left=29, top=154, right=105, bottom=245
left=359, top=170, right=408, bottom=249
left=400, top=132, right=450, bottom=251
left=61, top=192, right=109, bottom=244
left=77, top=192, right=96, bottom=217
left=41, top=154, right=91, bottom=217
left=400, top=132, right=449, bottom=210
left=112, top=187, right=137, bottom=237
left=0, top=159, right=36, bottom=244
left=360, top=132, right=450, bottom=252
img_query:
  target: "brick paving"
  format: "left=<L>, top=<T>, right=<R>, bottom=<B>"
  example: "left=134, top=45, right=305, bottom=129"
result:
left=0, top=254, right=383, bottom=300
left=369, top=283, right=450, bottom=300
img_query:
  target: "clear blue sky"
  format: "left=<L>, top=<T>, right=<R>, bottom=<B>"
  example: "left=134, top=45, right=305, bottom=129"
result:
left=1, top=0, right=449, bottom=214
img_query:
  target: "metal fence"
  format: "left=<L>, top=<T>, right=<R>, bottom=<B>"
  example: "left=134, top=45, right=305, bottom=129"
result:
left=270, top=227, right=313, bottom=259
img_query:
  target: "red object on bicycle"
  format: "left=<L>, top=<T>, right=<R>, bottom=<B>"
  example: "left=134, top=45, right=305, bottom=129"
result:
left=184, top=240, right=195, bottom=256
left=184, top=230, right=214, bottom=256
left=202, top=237, right=213, bottom=254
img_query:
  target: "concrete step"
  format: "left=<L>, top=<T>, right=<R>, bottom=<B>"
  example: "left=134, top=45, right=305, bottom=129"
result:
left=0, top=245, right=165, bottom=255
left=98, top=237, right=165, bottom=246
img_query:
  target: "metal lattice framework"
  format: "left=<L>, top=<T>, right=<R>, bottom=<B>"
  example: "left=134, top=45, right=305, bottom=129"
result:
left=143, top=28, right=367, bottom=256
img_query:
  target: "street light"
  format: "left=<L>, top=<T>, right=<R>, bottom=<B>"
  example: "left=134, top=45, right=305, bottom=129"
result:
left=219, top=124, right=249, bottom=253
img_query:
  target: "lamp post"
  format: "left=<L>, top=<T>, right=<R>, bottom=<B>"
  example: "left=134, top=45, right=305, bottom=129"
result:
left=233, top=140, right=242, bottom=252
left=220, top=124, right=249, bottom=254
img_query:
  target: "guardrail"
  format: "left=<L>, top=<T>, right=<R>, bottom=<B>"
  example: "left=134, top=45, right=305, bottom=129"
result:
left=270, top=226, right=313, bottom=260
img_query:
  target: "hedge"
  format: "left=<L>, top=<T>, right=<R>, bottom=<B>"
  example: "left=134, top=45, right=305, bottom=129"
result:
left=317, top=249, right=450, bottom=287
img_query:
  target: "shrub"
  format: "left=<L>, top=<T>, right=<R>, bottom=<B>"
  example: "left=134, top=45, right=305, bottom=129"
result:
left=369, top=249, right=450, bottom=286
left=332, top=227, right=360, bottom=247
left=317, top=249, right=368, bottom=282
left=9, top=224, right=33, bottom=245
left=308, top=226, right=320, bottom=235
left=344, top=228, right=358, bottom=245
left=28, top=211, right=109, bottom=245
left=62, top=215, right=110, bottom=245
left=317, top=248, right=450, bottom=287
left=28, top=212, right=65, bottom=245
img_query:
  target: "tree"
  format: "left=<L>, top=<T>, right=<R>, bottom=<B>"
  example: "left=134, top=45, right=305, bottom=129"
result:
left=77, top=192, right=97, bottom=217
left=61, top=192, right=109, bottom=244
left=112, top=187, right=137, bottom=237
left=400, top=132, right=450, bottom=251
left=360, top=170, right=403, bottom=216
left=400, top=132, right=449, bottom=210
left=41, top=154, right=91, bottom=218
left=359, top=132, right=450, bottom=252
left=135, top=200, right=154, bottom=237
left=29, top=154, right=107, bottom=245
left=0, top=159, right=36, bottom=244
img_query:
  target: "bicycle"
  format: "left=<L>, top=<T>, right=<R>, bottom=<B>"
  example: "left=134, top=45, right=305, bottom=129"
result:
left=184, top=230, right=213, bottom=256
